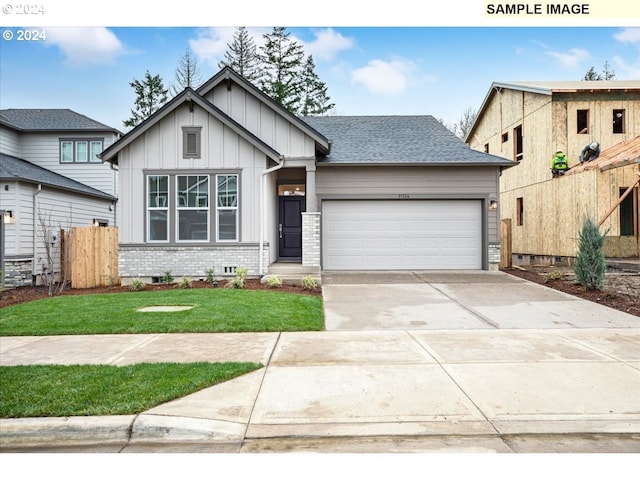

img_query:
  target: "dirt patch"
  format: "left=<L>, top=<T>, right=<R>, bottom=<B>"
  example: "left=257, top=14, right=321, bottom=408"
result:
left=503, top=266, right=640, bottom=317
left=0, top=278, right=321, bottom=309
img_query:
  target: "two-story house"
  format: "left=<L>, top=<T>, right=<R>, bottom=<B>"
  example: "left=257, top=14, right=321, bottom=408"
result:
left=466, top=81, right=640, bottom=265
left=0, top=109, right=120, bottom=287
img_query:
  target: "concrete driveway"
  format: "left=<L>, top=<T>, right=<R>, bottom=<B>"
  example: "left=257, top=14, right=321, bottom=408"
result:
left=321, top=271, right=639, bottom=330
left=2, top=270, right=639, bottom=453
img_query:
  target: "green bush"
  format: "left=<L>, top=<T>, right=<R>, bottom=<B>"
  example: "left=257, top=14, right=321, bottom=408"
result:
left=544, top=269, right=565, bottom=283
left=574, top=216, right=606, bottom=290
left=178, top=276, right=193, bottom=289
left=129, top=278, right=145, bottom=292
left=205, top=268, right=215, bottom=284
left=301, top=276, right=317, bottom=290
left=162, top=271, right=174, bottom=284
left=227, top=267, right=248, bottom=289
left=266, top=276, right=282, bottom=288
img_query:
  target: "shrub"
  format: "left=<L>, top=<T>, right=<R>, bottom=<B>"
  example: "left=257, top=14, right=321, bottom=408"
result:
left=301, top=276, right=317, bottom=290
left=266, top=276, right=282, bottom=288
left=574, top=216, right=606, bottom=290
left=162, top=271, right=174, bottom=284
left=179, top=276, right=193, bottom=289
left=544, top=269, right=565, bottom=283
left=205, top=268, right=215, bottom=283
left=227, top=267, right=248, bottom=289
left=129, top=278, right=145, bottom=292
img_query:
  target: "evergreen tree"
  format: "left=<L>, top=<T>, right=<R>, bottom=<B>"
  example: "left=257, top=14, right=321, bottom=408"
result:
left=258, top=27, right=305, bottom=113
left=299, top=55, right=335, bottom=116
left=218, top=27, right=261, bottom=82
left=171, top=47, right=202, bottom=95
left=582, top=61, right=616, bottom=81
left=574, top=216, right=607, bottom=290
left=123, top=70, right=168, bottom=128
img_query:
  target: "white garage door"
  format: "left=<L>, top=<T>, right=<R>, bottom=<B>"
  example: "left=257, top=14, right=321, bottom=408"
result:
left=323, top=200, right=482, bottom=270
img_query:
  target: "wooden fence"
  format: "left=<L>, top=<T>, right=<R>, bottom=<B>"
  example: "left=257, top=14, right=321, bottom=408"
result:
left=61, top=227, right=118, bottom=289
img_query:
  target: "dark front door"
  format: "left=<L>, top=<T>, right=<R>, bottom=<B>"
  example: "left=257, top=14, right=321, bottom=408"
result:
left=278, top=196, right=305, bottom=259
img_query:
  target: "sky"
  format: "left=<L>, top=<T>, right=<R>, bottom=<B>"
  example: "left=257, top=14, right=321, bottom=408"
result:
left=1, top=2, right=640, bottom=135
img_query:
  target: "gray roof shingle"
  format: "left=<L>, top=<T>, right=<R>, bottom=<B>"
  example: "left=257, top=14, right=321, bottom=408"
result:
left=0, top=153, right=116, bottom=200
left=0, top=109, right=120, bottom=133
left=301, top=115, right=514, bottom=166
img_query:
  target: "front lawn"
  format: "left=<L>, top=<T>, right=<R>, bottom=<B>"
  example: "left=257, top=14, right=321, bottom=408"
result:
left=0, top=289, right=324, bottom=336
left=0, top=362, right=262, bottom=418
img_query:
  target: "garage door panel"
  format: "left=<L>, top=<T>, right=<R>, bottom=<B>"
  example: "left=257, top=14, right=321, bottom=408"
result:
left=323, top=200, right=482, bottom=270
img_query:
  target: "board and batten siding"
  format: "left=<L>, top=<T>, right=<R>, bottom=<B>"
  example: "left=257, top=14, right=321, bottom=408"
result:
left=316, top=166, right=501, bottom=243
left=203, top=83, right=317, bottom=159
left=0, top=126, right=20, bottom=156
left=118, top=102, right=267, bottom=244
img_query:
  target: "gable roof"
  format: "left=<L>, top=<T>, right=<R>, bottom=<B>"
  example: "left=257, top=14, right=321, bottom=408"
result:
left=303, top=115, right=516, bottom=166
left=0, top=153, right=116, bottom=200
left=466, top=80, right=640, bottom=143
left=197, top=67, right=331, bottom=155
left=0, top=108, right=120, bottom=134
left=100, top=88, right=284, bottom=165
left=566, top=136, right=640, bottom=175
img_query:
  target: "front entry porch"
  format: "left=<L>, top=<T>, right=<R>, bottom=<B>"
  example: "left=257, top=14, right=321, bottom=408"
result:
left=261, top=262, right=322, bottom=286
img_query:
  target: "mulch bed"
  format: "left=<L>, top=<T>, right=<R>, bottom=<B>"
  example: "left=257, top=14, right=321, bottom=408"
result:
left=502, top=268, right=640, bottom=317
left=0, top=279, right=321, bottom=309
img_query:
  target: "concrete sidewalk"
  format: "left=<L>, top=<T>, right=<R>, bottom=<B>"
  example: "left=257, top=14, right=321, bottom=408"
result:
left=1, top=272, right=639, bottom=452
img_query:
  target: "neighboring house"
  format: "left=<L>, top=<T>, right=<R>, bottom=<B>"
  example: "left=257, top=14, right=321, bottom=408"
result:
left=100, top=67, right=514, bottom=283
left=466, top=81, right=640, bottom=264
left=0, top=109, right=120, bottom=287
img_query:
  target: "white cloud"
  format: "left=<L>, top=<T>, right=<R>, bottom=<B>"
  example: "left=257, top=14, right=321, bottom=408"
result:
left=44, top=28, right=126, bottom=66
left=612, top=55, right=640, bottom=79
left=614, top=28, right=640, bottom=45
left=189, top=27, right=269, bottom=67
left=351, top=58, right=418, bottom=95
left=545, top=48, right=591, bottom=68
left=305, top=28, right=354, bottom=61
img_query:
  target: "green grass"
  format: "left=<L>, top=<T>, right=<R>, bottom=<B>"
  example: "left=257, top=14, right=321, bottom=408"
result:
left=0, top=289, right=324, bottom=336
left=0, top=362, right=262, bottom=418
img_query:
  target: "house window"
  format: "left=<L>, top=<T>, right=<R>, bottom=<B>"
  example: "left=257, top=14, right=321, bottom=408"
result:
left=516, top=197, right=524, bottom=226
left=577, top=109, right=589, bottom=134
left=59, top=138, right=104, bottom=163
left=182, top=127, right=202, bottom=158
left=216, top=174, right=238, bottom=241
left=514, top=125, right=523, bottom=161
left=177, top=175, right=209, bottom=241
left=620, top=188, right=636, bottom=236
left=613, top=109, right=625, bottom=134
left=484, top=143, right=489, bottom=153
left=147, top=175, right=169, bottom=242
left=502, top=133, right=508, bottom=143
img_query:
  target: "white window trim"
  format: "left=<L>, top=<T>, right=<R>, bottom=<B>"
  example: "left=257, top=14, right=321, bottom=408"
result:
left=176, top=174, right=210, bottom=243
left=216, top=173, right=239, bottom=242
left=147, top=175, right=170, bottom=243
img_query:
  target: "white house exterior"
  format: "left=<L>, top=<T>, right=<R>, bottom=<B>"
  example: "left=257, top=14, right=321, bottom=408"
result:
left=0, top=109, right=120, bottom=287
left=101, top=67, right=514, bottom=283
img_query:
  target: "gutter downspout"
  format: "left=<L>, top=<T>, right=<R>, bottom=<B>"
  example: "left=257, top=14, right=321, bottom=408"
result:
left=33, top=184, right=42, bottom=284
left=259, top=157, right=285, bottom=277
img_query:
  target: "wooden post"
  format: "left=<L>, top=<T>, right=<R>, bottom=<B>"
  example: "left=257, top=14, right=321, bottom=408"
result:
left=500, top=218, right=512, bottom=268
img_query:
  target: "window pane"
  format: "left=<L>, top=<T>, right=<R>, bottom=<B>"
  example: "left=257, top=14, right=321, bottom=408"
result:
left=76, top=141, right=88, bottom=162
left=178, top=210, right=208, bottom=241
left=218, top=210, right=237, bottom=240
left=148, top=175, right=168, bottom=208
left=90, top=141, right=103, bottom=162
left=149, top=211, right=168, bottom=241
left=217, top=175, right=238, bottom=207
left=61, top=142, right=73, bottom=162
left=178, top=175, right=208, bottom=208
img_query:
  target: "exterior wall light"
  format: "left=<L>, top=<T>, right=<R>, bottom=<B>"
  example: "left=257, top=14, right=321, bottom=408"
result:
left=3, top=210, right=15, bottom=224
left=488, top=200, right=498, bottom=210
